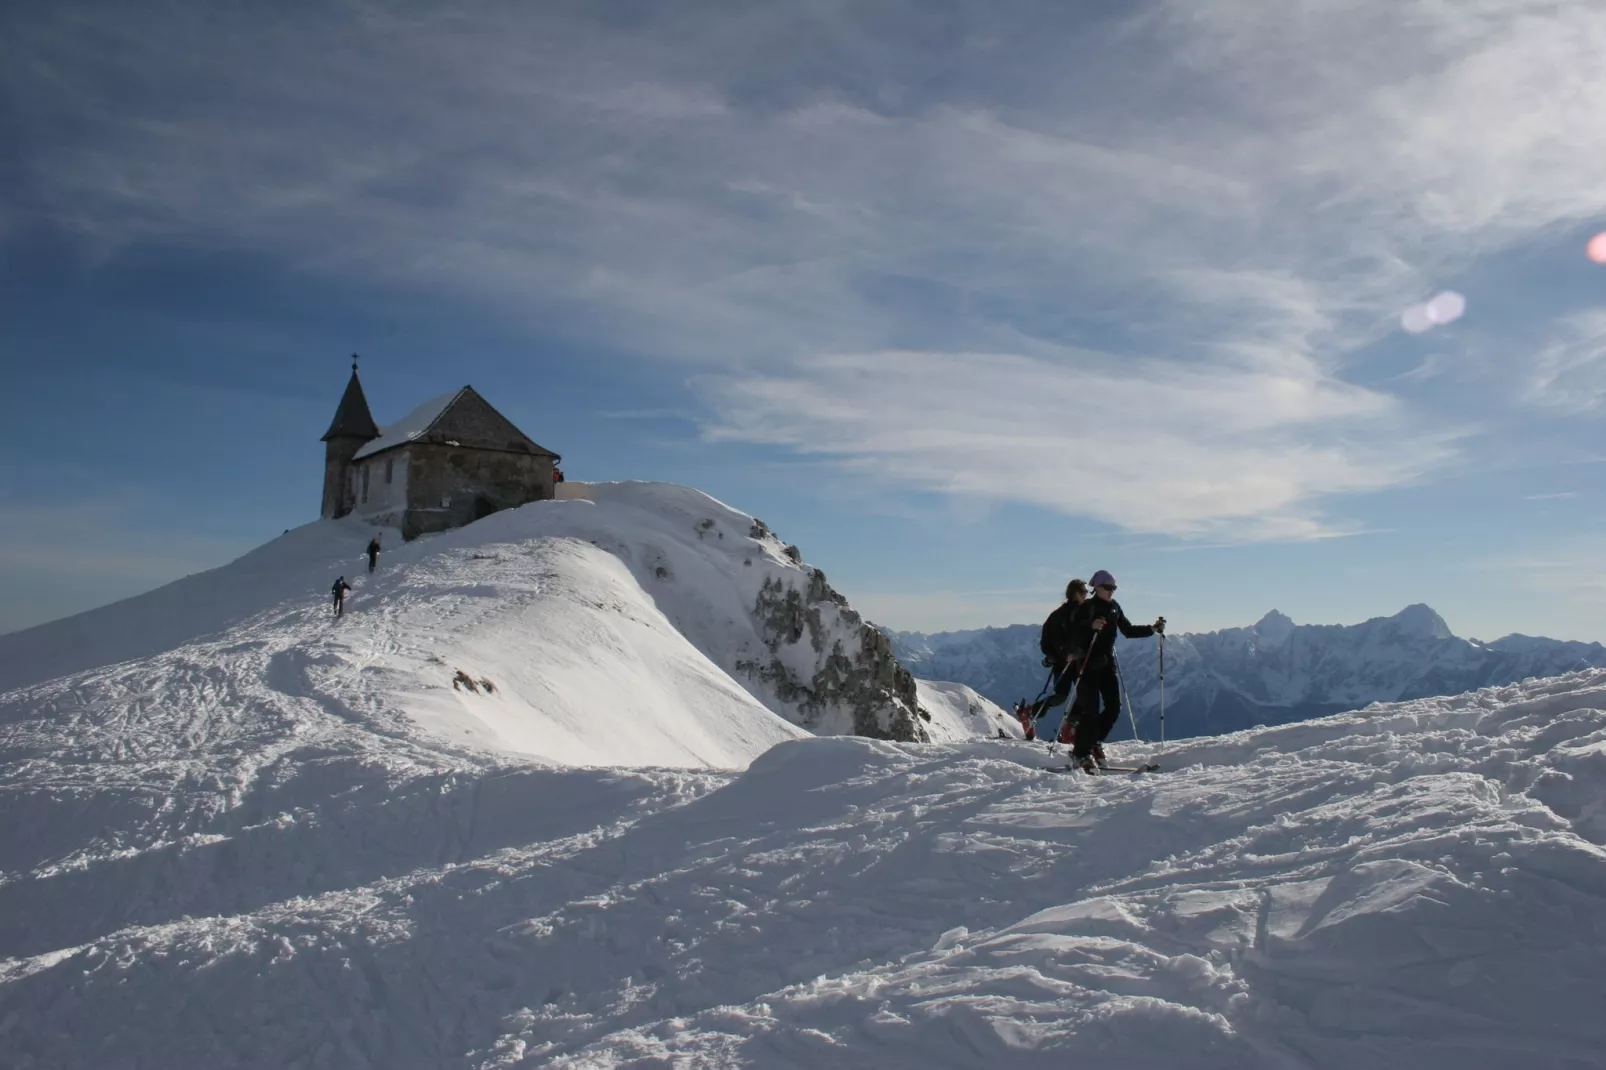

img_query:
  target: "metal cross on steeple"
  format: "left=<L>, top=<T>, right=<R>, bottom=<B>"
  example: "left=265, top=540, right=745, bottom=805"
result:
left=352, top=352, right=360, bottom=372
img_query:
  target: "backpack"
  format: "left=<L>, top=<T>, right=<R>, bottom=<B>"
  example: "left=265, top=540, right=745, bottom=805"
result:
left=1039, top=602, right=1074, bottom=661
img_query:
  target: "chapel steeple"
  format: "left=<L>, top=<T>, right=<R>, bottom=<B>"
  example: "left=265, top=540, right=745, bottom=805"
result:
left=321, top=354, right=381, bottom=442
left=320, top=355, right=381, bottom=519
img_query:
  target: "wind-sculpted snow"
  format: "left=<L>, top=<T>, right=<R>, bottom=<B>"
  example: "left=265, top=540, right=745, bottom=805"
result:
left=574, top=481, right=927, bottom=742
left=891, top=605, right=1606, bottom=741
left=3, top=667, right=1605, bottom=1067
left=914, top=678, right=1021, bottom=742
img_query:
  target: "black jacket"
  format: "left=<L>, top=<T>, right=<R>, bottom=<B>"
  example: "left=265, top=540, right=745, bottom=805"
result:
left=1068, top=597, right=1154, bottom=670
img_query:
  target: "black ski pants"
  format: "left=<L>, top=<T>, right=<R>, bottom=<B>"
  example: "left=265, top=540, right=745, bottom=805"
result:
left=333, top=594, right=345, bottom=618
left=368, top=553, right=378, bottom=573
left=1069, top=662, right=1121, bottom=758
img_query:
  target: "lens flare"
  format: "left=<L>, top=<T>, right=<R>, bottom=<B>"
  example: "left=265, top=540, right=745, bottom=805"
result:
left=1588, top=232, right=1606, bottom=264
left=1425, top=290, right=1466, bottom=325
left=1401, top=304, right=1434, bottom=334
left=1401, top=290, right=1466, bottom=334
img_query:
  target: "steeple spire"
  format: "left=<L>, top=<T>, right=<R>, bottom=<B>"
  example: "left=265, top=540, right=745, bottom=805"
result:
left=321, top=355, right=380, bottom=442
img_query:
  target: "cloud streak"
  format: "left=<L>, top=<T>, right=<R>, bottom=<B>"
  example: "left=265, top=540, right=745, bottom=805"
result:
left=702, top=348, right=1454, bottom=539
left=7, top=0, right=1606, bottom=538
left=1526, top=310, right=1606, bottom=413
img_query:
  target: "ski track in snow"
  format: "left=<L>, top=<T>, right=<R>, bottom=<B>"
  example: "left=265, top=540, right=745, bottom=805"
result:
left=3, top=674, right=1604, bottom=1068
left=1, top=486, right=1605, bottom=1067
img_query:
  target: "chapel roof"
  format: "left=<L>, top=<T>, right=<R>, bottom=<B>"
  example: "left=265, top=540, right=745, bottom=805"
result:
left=320, top=368, right=381, bottom=442
left=352, top=385, right=560, bottom=461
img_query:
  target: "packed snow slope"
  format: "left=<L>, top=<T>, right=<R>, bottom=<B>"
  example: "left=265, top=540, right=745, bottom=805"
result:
left=0, top=481, right=954, bottom=771
left=890, top=604, right=1606, bottom=741
left=4, top=669, right=1606, bottom=1067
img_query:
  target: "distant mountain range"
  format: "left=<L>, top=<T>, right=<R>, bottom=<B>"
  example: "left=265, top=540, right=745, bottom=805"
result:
left=885, top=604, right=1606, bottom=740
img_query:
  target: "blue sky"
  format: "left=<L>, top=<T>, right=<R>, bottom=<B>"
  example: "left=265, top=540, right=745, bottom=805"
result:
left=2, top=0, right=1603, bottom=642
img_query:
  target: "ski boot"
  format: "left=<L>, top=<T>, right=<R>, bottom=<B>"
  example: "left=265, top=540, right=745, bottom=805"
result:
left=1091, top=742, right=1109, bottom=770
left=1013, top=700, right=1037, bottom=741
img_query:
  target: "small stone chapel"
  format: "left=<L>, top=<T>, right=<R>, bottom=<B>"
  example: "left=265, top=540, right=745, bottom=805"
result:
left=319, top=359, right=561, bottom=540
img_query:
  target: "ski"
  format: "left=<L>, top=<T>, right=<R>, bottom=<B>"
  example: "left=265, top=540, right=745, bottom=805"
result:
left=1043, top=762, right=1160, bottom=775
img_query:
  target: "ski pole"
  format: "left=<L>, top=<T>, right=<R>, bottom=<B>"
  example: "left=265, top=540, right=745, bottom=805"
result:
left=1158, top=632, right=1167, bottom=744
left=1114, top=661, right=1143, bottom=742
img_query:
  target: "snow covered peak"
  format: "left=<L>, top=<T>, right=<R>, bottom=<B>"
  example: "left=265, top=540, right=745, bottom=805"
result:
left=1384, top=602, right=1453, bottom=640
left=1253, top=608, right=1296, bottom=648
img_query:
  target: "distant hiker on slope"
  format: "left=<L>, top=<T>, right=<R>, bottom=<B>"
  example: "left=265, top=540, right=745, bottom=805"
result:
left=1065, top=570, right=1164, bottom=771
left=1018, top=578, right=1089, bottom=740
left=366, top=536, right=382, bottom=574
left=331, top=576, right=352, bottom=618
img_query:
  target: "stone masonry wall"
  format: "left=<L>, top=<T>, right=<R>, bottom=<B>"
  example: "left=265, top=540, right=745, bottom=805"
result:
left=403, top=445, right=554, bottom=540
left=322, top=438, right=365, bottom=519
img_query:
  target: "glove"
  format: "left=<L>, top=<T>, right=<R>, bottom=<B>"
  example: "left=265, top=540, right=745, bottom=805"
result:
left=1154, top=616, right=1166, bottom=634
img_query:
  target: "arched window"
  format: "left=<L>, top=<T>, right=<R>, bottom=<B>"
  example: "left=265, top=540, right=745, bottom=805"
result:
left=385, top=458, right=393, bottom=484
left=361, top=464, right=370, bottom=503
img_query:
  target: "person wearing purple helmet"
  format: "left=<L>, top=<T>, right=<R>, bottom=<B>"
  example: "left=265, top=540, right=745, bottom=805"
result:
left=1064, top=570, right=1165, bottom=771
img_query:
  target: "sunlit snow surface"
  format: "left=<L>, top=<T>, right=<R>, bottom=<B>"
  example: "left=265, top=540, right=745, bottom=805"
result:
left=1, top=484, right=1603, bottom=1068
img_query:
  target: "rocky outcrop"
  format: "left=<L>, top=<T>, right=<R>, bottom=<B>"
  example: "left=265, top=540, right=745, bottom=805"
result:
left=741, top=571, right=927, bottom=742
left=558, top=485, right=932, bottom=744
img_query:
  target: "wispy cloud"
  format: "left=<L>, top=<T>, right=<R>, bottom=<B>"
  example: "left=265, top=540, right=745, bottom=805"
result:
left=1468, top=542, right=1606, bottom=608
left=1525, top=309, right=1606, bottom=413
left=593, top=408, right=697, bottom=422
left=701, top=348, right=1455, bottom=539
left=8, top=0, right=1606, bottom=539
left=853, top=587, right=1054, bottom=635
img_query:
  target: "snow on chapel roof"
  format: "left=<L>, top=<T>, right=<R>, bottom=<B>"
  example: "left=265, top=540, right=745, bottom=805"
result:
left=353, top=388, right=465, bottom=460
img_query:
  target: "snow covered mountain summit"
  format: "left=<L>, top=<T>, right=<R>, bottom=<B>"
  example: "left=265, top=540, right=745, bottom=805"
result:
left=890, top=604, right=1606, bottom=740
left=1, top=481, right=1020, bottom=772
